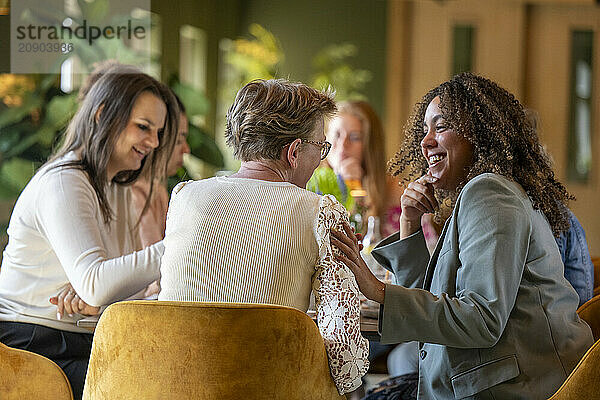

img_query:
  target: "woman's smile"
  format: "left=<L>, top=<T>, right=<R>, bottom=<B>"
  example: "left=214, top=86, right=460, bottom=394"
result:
left=421, top=96, right=473, bottom=191
left=107, top=92, right=166, bottom=180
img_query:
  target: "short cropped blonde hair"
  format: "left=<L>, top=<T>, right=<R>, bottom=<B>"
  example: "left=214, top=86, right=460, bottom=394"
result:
left=225, top=79, right=336, bottom=161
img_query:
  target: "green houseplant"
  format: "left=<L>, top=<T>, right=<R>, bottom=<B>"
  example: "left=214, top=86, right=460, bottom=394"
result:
left=311, top=42, right=372, bottom=101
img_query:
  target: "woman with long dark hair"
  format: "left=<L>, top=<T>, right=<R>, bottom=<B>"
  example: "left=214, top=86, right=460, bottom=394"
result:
left=0, top=66, right=177, bottom=399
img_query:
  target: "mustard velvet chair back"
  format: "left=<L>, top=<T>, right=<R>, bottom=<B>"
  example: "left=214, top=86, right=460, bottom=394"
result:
left=82, top=301, right=345, bottom=400
left=592, top=257, right=600, bottom=297
left=548, top=338, right=600, bottom=399
left=0, top=341, right=73, bottom=400
left=577, top=294, right=600, bottom=341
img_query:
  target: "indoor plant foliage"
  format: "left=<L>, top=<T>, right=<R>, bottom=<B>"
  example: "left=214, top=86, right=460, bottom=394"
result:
left=311, top=43, right=372, bottom=101
left=217, top=23, right=285, bottom=171
left=0, top=73, right=77, bottom=199
left=218, top=25, right=372, bottom=171
left=168, top=76, right=224, bottom=188
left=0, top=0, right=224, bottom=240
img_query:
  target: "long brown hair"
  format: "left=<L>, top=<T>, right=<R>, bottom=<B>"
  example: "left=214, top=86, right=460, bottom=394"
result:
left=388, top=72, right=572, bottom=235
left=337, top=101, right=388, bottom=220
left=48, top=68, right=178, bottom=223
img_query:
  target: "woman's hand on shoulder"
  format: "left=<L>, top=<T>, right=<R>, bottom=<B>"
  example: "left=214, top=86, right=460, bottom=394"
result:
left=330, top=221, right=386, bottom=304
left=49, top=284, right=101, bottom=319
left=400, top=174, right=438, bottom=238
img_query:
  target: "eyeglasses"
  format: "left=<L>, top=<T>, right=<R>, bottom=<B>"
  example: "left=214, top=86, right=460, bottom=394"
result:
left=302, top=139, right=332, bottom=160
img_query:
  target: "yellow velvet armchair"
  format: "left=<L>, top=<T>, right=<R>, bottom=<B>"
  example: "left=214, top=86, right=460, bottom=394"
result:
left=0, top=341, right=73, bottom=400
left=591, top=257, right=600, bottom=297
left=82, top=301, right=345, bottom=400
left=577, top=294, right=600, bottom=341
left=548, top=297, right=600, bottom=399
left=548, top=338, right=600, bottom=399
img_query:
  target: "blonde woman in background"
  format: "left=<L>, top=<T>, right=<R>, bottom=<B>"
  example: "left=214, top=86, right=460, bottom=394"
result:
left=309, top=101, right=438, bottom=390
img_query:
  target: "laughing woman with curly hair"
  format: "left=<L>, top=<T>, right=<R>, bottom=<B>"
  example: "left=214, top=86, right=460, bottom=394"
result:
left=332, top=72, right=593, bottom=399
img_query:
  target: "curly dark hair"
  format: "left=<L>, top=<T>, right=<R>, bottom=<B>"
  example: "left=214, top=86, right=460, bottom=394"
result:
left=388, top=72, right=572, bottom=236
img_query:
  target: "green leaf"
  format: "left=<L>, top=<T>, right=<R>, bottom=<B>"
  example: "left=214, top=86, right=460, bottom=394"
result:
left=0, top=157, right=36, bottom=199
left=2, top=123, right=57, bottom=159
left=0, top=121, right=51, bottom=163
left=77, top=0, right=110, bottom=24
left=310, top=43, right=372, bottom=101
left=0, top=183, right=19, bottom=201
left=248, top=23, right=284, bottom=60
left=0, top=94, right=43, bottom=129
left=45, top=94, right=78, bottom=130
left=18, top=2, right=68, bottom=29
left=307, top=167, right=355, bottom=212
left=33, top=125, right=56, bottom=148
left=312, top=43, right=358, bottom=70
left=0, top=221, right=8, bottom=236
left=171, top=82, right=210, bottom=117
left=70, top=36, right=109, bottom=66
left=0, top=126, right=22, bottom=154
left=40, top=75, right=60, bottom=92
left=187, top=125, right=224, bottom=168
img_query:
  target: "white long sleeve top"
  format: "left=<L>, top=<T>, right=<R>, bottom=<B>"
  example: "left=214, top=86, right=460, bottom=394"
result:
left=0, top=152, right=163, bottom=333
left=159, top=177, right=369, bottom=394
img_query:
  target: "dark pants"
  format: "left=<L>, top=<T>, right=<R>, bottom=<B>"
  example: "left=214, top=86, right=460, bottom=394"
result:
left=0, top=321, right=93, bottom=400
left=362, top=373, right=419, bottom=400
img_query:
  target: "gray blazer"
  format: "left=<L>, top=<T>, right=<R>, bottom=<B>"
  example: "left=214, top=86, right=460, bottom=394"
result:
left=372, top=173, right=593, bottom=400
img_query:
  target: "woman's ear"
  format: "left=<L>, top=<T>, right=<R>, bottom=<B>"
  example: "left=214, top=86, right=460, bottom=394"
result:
left=286, top=138, right=302, bottom=169
left=94, top=104, right=105, bottom=124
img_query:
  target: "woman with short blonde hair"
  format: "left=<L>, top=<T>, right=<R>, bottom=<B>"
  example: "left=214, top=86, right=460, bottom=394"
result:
left=160, top=79, right=369, bottom=395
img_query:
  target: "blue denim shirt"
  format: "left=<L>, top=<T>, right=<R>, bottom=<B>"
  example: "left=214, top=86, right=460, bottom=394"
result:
left=556, top=210, right=594, bottom=307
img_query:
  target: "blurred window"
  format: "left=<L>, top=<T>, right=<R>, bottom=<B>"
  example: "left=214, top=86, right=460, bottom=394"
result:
left=452, top=25, right=475, bottom=76
left=180, top=25, right=207, bottom=92
left=567, top=30, right=593, bottom=183
left=148, top=12, right=162, bottom=79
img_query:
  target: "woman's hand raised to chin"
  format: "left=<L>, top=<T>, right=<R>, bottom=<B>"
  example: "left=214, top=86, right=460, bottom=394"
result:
left=331, top=221, right=386, bottom=304
left=400, top=174, right=439, bottom=239
left=49, top=283, right=101, bottom=320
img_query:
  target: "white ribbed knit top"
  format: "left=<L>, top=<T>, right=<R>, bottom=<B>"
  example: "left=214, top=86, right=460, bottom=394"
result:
left=159, top=176, right=369, bottom=394
left=0, top=152, right=163, bottom=333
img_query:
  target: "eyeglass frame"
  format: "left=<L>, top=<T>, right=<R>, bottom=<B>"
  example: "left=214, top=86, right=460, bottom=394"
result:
left=302, top=139, right=332, bottom=160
